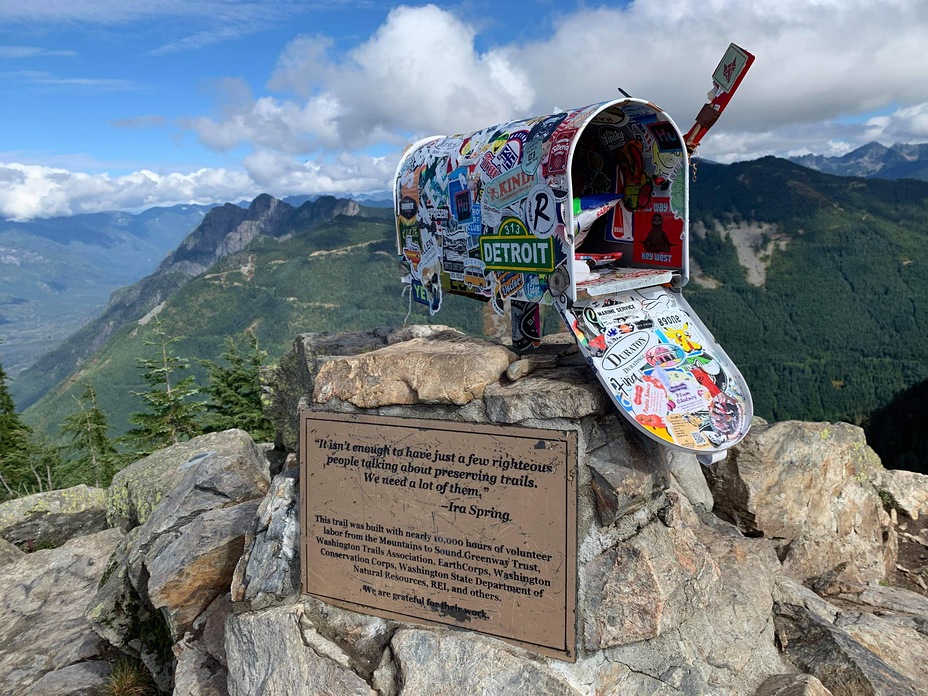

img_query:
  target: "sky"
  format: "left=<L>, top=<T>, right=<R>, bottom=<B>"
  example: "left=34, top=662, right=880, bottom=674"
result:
left=2, top=0, right=928, bottom=220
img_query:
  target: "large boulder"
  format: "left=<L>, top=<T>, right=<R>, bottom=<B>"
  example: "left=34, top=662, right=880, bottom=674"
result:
left=0, top=528, right=123, bottom=695
left=388, top=628, right=582, bottom=695
left=106, top=429, right=269, bottom=530
left=313, top=330, right=516, bottom=408
left=0, top=484, right=107, bottom=549
left=707, top=421, right=895, bottom=583
left=583, top=510, right=720, bottom=648
left=773, top=601, right=921, bottom=695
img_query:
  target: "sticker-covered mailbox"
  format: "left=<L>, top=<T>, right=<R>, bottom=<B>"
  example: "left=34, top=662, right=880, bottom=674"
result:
left=395, top=46, right=755, bottom=459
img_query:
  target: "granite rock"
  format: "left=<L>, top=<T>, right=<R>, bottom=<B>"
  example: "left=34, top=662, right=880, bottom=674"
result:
left=707, top=421, right=895, bottom=583
left=0, top=484, right=107, bottom=549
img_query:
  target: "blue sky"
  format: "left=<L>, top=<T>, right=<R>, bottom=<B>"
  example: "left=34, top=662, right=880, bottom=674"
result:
left=2, top=0, right=928, bottom=219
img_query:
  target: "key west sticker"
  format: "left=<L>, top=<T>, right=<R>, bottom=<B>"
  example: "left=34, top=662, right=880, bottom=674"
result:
left=480, top=217, right=554, bottom=273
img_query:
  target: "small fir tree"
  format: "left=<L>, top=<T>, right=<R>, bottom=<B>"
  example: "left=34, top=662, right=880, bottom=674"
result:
left=126, top=320, right=202, bottom=454
left=201, top=333, right=274, bottom=442
left=0, top=357, right=56, bottom=498
left=59, top=383, right=120, bottom=487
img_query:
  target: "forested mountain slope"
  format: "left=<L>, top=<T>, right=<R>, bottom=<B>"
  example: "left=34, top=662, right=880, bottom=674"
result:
left=686, top=157, right=928, bottom=424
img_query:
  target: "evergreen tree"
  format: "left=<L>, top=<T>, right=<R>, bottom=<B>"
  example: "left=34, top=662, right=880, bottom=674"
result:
left=0, top=357, right=57, bottom=498
left=126, top=320, right=203, bottom=454
left=201, top=333, right=275, bottom=442
left=59, top=383, right=120, bottom=487
left=0, top=359, right=35, bottom=498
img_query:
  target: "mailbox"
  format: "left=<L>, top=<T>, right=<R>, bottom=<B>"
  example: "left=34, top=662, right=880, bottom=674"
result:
left=395, top=75, right=753, bottom=458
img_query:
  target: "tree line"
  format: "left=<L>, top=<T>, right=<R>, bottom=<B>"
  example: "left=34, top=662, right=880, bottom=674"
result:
left=0, top=320, right=274, bottom=500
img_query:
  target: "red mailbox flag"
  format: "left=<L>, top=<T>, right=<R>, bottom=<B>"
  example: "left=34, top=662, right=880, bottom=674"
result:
left=683, top=43, right=755, bottom=154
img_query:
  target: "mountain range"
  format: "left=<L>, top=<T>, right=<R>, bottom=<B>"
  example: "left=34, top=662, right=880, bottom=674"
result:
left=5, top=151, right=928, bottom=471
left=789, top=141, right=928, bottom=181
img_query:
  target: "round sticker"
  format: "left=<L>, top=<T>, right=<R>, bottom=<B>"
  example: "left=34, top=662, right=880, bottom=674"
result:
left=524, top=184, right=557, bottom=238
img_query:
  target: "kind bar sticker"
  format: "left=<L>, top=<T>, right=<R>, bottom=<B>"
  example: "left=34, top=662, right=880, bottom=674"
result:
left=300, top=411, right=577, bottom=661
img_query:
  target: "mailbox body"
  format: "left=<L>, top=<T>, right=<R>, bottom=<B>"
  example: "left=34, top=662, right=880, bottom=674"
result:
left=394, top=98, right=753, bottom=456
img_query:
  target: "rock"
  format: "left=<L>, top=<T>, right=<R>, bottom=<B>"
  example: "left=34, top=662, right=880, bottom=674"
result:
left=302, top=596, right=396, bottom=679
left=772, top=576, right=840, bottom=624
left=174, top=637, right=229, bottom=696
left=483, top=366, right=610, bottom=423
left=656, top=507, right=790, bottom=693
left=265, top=329, right=399, bottom=451
left=22, top=661, right=111, bottom=696
left=840, top=584, right=928, bottom=617
left=231, top=469, right=299, bottom=606
left=107, top=429, right=269, bottom=529
left=225, top=603, right=375, bottom=696
left=0, top=528, right=123, bottom=695
left=88, top=430, right=269, bottom=691
left=504, top=353, right=558, bottom=381
left=0, top=537, right=24, bottom=566
left=809, top=561, right=868, bottom=597
left=583, top=510, right=720, bottom=648
left=387, top=324, right=460, bottom=344
left=773, top=602, right=920, bottom=695
left=586, top=419, right=669, bottom=526
left=313, top=331, right=516, bottom=408
left=707, top=421, right=895, bottom=583
left=877, top=469, right=928, bottom=520
left=835, top=611, right=928, bottom=691
left=0, top=484, right=107, bottom=549
left=755, top=674, right=833, bottom=696
left=664, top=449, right=714, bottom=511
left=147, top=499, right=260, bottom=637
left=389, top=628, right=582, bottom=695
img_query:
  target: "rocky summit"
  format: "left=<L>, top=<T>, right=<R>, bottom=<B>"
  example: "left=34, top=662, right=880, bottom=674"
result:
left=1, top=326, right=928, bottom=695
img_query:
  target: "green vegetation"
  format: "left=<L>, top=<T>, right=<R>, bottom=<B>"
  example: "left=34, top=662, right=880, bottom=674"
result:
left=686, top=159, right=928, bottom=431
left=200, top=332, right=274, bottom=441
left=125, top=319, right=203, bottom=455
left=0, top=357, right=61, bottom=499
left=104, top=656, right=157, bottom=696
left=57, top=383, right=121, bottom=488
left=21, top=213, right=484, bottom=439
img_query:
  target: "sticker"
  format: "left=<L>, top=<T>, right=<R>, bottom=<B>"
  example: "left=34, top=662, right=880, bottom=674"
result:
left=645, top=344, right=685, bottom=369
left=481, top=235, right=555, bottom=273
left=598, top=126, right=626, bottom=152
left=463, top=258, right=488, bottom=290
left=486, top=169, right=538, bottom=210
left=660, top=322, right=703, bottom=354
left=525, top=184, right=557, bottom=238
left=496, top=272, right=525, bottom=300
left=646, top=121, right=682, bottom=152
left=399, top=195, right=418, bottom=221
left=544, top=129, right=576, bottom=176
left=448, top=169, right=472, bottom=223
left=666, top=413, right=709, bottom=448
left=522, top=137, right=543, bottom=175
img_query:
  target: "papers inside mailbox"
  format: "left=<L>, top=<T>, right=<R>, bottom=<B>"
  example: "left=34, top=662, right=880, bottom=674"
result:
left=394, top=96, right=753, bottom=457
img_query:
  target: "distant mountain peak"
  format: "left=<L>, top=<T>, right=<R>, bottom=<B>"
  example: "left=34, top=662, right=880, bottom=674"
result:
left=789, top=141, right=928, bottom=181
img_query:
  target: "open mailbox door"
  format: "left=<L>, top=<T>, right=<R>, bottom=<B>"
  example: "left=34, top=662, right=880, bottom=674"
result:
left=395, top=48, right=754, bottom=458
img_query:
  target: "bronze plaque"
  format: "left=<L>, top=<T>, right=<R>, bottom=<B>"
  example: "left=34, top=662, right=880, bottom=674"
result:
left=300, top=411, right=577, bottom=661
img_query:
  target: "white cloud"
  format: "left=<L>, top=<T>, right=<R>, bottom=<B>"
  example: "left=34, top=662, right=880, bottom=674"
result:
left=186, top=1, right=928, bottom=164
left=0, top=162, right=255, bottom=220
left=0, top=153, right=393, bottom=220
left=191, top=5, right=535, bottom=154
